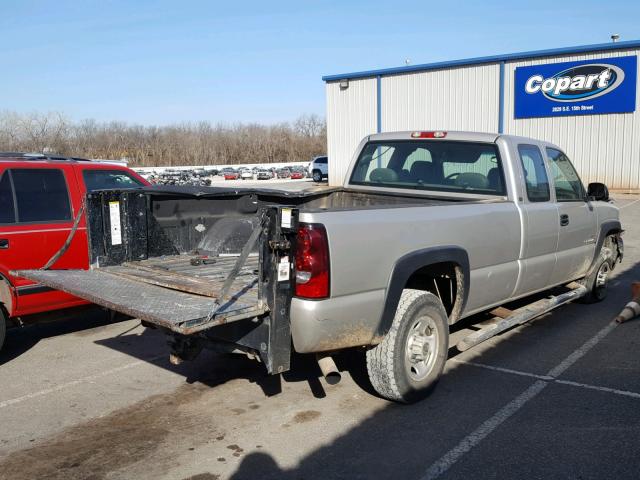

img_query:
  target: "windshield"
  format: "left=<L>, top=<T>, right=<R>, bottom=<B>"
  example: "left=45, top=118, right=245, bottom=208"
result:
left=349, top=140, right=506, bottom=196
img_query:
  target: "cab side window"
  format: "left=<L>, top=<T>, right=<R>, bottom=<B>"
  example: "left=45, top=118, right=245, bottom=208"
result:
left=10, top=169, right=71, bottom=223
left=517, top=144, right=550, bottom=202
left=546, top=148, right=585, bottom=201
left=83, top=170, right=144, bottom=191
left=0, top=171, right=16, bottom=224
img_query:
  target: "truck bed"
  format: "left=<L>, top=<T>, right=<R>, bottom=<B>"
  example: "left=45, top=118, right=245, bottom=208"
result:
left=15, top=186, right=486, bottom=334
left=18, top=254, right=265, bottom=335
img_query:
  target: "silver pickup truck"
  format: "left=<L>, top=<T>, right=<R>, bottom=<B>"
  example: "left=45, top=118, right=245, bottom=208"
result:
left=16, top=130, right=623, bottom=403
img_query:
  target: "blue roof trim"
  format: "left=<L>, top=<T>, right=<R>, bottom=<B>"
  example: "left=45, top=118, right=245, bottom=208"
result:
left=322, top=40, right=640, bottom=82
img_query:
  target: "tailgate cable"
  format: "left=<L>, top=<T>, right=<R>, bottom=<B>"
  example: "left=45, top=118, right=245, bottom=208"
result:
left=206, top=213, right=265, bottom=322
left=41, top=200, right=86, bottom=270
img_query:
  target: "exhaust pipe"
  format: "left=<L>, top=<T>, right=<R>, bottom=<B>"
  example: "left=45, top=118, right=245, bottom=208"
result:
left=317, top=354, right=341, bottom=385
left=615, top=282, right=640, bottom=324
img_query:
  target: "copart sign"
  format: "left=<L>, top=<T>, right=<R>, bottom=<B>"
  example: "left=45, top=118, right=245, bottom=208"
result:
left=514, top=56, right=637, bottom=118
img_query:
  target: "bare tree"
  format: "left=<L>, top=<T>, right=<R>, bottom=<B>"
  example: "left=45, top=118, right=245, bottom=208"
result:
left=0, top=111, right=326, bottom=166
left=294, top=113, right=325, bottom=138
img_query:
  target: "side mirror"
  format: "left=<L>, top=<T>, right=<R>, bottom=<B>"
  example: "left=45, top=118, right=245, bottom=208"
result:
left=587, top=182, right=609, bottom=201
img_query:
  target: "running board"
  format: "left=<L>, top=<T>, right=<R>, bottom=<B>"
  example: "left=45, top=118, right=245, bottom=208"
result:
left=457, top=282, right=588, bottom=352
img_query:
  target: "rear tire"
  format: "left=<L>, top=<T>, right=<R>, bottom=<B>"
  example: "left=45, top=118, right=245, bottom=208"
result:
left=366, top=290, right=449, bottom=403
left=312, top=170, right=323, bottom=182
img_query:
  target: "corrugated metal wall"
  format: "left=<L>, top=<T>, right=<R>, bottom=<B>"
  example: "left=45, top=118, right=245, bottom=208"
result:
left=503, top=48, right=640, bottom=190
left=326, top=78, right=377, bottom=185
left=380, top=63, right=500, bottom=133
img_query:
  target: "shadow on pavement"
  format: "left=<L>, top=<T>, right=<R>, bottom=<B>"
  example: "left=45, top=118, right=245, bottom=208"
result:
left=96, top=327, right=337, bottom=399
left=0, top=306, right=122, bottom=365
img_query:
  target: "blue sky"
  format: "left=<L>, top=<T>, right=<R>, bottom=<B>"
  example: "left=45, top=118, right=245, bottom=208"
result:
left=1, top=0, right=639, bottom=125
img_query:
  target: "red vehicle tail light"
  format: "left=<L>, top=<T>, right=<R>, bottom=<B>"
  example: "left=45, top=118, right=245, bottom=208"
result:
left=295, top=223, right=329, bottom=299
left=410, top=131, right=447, bottom=138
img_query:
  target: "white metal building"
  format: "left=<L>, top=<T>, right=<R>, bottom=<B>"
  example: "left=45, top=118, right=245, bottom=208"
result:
left=323, top=40, right=640, bottom=191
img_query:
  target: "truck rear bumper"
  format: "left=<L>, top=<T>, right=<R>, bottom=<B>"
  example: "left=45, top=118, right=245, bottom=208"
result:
left=290, top=289, right=385, bottom=353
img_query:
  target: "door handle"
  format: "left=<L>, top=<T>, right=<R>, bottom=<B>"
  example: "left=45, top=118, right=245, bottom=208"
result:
left=560, top=214, right=570, bottom=227
left=0, top=239, right=8, bottom=249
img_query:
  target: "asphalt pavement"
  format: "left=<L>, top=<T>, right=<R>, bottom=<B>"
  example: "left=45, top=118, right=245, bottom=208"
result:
left=1, top=194, right=639, bottom=480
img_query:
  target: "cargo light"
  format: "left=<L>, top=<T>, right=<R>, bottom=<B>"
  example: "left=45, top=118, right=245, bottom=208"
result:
left=295, top=223, right=329, bottom=299
left=411, top=131, right=447, bottom=138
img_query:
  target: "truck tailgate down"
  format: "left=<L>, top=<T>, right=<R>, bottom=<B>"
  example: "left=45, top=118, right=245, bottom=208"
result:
left=13, top=187, right=307, bottom=374
left=16, top=253, right=265, bottom=334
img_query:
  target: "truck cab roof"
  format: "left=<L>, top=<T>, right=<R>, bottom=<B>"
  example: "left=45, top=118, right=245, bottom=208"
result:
left=365, top=131, right=564, bottom=152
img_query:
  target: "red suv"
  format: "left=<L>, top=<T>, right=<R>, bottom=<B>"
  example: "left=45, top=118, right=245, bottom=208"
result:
left=0, top=153, right=149, bottom=351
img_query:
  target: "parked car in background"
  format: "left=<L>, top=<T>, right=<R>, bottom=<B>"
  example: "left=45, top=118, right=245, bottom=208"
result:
left=0, top=153, right=149, bottom=351
left=309, top=155, right=328, bottom=182
left=240, top=168, right=254, bottom=180
left=277, top=167, right=291, bottom=179
left=222, top=168, right=239, bottom=180
left=290, top=168, right=305, bottom=180
left=256, top=169, right=273, bottom=180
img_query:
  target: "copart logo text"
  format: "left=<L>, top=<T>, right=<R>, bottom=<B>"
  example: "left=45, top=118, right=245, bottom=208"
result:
left=525, top=64, right=625, bottom=102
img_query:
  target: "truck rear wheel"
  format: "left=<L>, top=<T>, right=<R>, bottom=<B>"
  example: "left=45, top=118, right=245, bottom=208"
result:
left=366, top=289, right=449, bottom=403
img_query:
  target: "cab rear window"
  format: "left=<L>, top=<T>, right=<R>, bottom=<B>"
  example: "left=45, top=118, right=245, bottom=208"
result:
left=83, top=170, right=144, bottom=191
left=349, top=140, right=505, bottom=195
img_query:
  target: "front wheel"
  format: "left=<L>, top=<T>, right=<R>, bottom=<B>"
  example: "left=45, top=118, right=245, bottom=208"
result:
left=366, top=290, right=449, bottom=403
left=312, top=170, right=323, bottom=182
left=581, top=257, right=613, bottom=304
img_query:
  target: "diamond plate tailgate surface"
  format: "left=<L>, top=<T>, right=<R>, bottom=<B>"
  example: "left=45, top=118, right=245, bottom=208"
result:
left=14, top=269, right=262, bottom=334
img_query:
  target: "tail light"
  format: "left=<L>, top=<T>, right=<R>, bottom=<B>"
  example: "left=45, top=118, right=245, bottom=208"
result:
left=295, top=223, right=329, bottom=299
left=411, top=131, right=447, bottom=138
